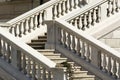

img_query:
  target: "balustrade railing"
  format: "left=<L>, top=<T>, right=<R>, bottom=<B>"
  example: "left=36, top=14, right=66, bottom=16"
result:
left=45, top=20, right=120, bottom=80
left=60, top=0, right=120, bottom=30
left=0, top=27, right=66, bottom=80
left=7, top=0, right=88, bottom=38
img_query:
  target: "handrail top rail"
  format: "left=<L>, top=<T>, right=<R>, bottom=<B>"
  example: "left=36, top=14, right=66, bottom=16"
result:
left=0, top=22, right=11, bottom=27
left=58, top=0, right=107, bottom=21
left=55, top=19, right=120, bottom=61
left=7, top=0, right=62, bottom=25
left=0, top=27, right=56, bottom=69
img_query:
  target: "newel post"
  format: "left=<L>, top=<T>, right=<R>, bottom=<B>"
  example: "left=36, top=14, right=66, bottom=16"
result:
left=52, top=68, right=67, bottom=80
left=45, top=20, right=57, bottom=49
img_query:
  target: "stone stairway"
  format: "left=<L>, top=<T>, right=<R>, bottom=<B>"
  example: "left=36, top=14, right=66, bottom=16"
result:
left=27, top=34, right=95, bottom=80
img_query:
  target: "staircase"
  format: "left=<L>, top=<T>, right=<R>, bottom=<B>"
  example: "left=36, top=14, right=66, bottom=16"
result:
left=27, top=34, right=95, bottom=80
left=1, top=0, right=120, bottom=80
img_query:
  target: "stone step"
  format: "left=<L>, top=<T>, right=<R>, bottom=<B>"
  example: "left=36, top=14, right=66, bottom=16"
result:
left=31, top=39, right=47, bottom=42
left=72, top=71, right=88, bottom=77
left=71, top=75, right=95, bottom=80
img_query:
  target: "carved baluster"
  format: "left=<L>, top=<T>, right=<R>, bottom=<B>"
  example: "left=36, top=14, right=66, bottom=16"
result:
left=37, top=64, right=42, bottom=80
left=96, top=6, right=101, bottom=23
left=62, top=1, right=66, bottom=15
left=115, top=0, right=119, bottom=12
left=3, top=41, right=6, bottom=59
left=42, top=67, right=47, bottom=80
left=66, top=0, right=70, bottom=13
left=67, top=33, right=71, bottom=50
left=81, top=40, right=85, bottom=59
left=27, top=57, right=32, bottom=78
left=77, top=38, right=81, bottom=56
left=48, top=71, right=52, bottom=80
left=32, top=60, right=36, bottom=80
left=72, top=35, right=75, bottom=53
left=78, top=16, right=82, bottom=29
left=0, top=37, right=2, bottom=56
left=22, top=53, right=27, bottom=74
left=9, top=27, right=13, bottom=34
left=53, top=4, right=58, bottom=19
left=107, top=0, right=111, bottom=17
left=111, top=0, right=115, bottom=14
left=91, top=9, right=95, bottom=25
left=42, top=10, right=46, bottom=25
left=86, top=12, right=90, bottom=28
left=81, top=14, right=85, bottom=30
left=25, top=18, right=29, bottom=34
left=6, top=42, right=11, bottom=63
left=17, top=50, right=22, bottom=71
left=34, top=13, right=39, bottom=29
left=74, top=18, right=78, bottom=29
left=102, top=53, right=107, bottom=72
left=15, top=24, right=20, bottom=37
left=30, top=16, right=34, bottom=30
left=58, top=2, right=62, bottom=17
left=75, top=0, right=79, bottom=9
left=19, top=21, right=24, bottom=37
left=118, top=62, right=120, bottom=79
left=86, top=44, right=90, bottom=62
left=98, top=51, right=102, bottom=69
left=58, top=27, right=62, bottom=44
left=108, top=56, right=112, bottom=75
left=70, top=0, right=74, bottom=10
left=39, top=12, right=43, bottom=27
left=112, top=59, right=117, bottom=78
left=63, top=30, right=67, bottom=47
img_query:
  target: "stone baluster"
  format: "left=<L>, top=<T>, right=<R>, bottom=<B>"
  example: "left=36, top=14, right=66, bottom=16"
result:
left=22, top=53, right=27, bottom=74
left=6, top=42, right=11, bottom=63
left=63, top=30, right=67, bottom=47
left=25, top=18, right=29, bottom=34
left=62, top=1, right=66, bottom=15
left=42, top=67, right=47, bottom=80
left=34, top=13, right=39, bottom=29
left=76, top=38, right=81, bottom=56
left=58, top=2, right=62, bottom=17
left=15, top=24, right=19, bottom=37
left=27, top=57, right=32, bottom=78
left=112, top=58, right=117, bottom=78
left=81, top=40, right=85, bottom=59
left=102, top=53, right=107, bottom=72
left=118, top=63, right=120, bottom=79
left=78, top=16, right=82, bottom=29
left=67, top=33, right=71, bottom=50
left=75, top=0, right=79, bottom=9
left=95, top=6, right=101, bottom=23
left=0, top=37, right=2, bottom=56
left=37, top=64, right=42, bottom=80
left=86, top=11, right=90, bottom=28
left=19, top=21, right=24, bottom=37
left=66, top=0, right=70, bottom=13
left=53, top=4, right=58, bottom=19
left=32, top=60, right=36, bottom=80
left=30, top=16, right=34, bottom=31
left=72, top=35, right=75, bottom=52
left=91, top=9, right=95, bottom=25
left=107, top=0, right=111, bottom=17
left=3, top=40, right=6, bottom=59
left=115, top=0, right=119, bottom=12
left=86, top=44, right=90, bottom=62
left=111, top=0, right=115, bottom=14
left=39, top=12, right=43, bottom=27
left=58, top=27, right=62, bottom=44
left=17, top=50, right=22, bottom=71
left=81, top=14, right=85, bottom=30
left=70, top=0, right=74, bottom=10
left=48, top=71, right=52, bottom=80
left=74, top=18, right=78, bottom=29
left=108, top=56, right=112, bottom=75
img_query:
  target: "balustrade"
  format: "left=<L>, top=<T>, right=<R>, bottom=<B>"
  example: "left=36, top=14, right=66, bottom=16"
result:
left=7, top=0, right=88, bottom=38
left=0, top=28, right=66, bottom=80
left=46, top=20, right=120, bottom=80
left=62, top=0, right=120, bottom=31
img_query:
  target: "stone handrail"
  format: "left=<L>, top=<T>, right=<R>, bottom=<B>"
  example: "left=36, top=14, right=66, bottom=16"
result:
left=45, top=20, right=120, bottom=80
left=59, top=0, right=120, bottom=30
left=0, top=27, right=66, bottom=80
left=6, top=0, right=88, bottom=39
